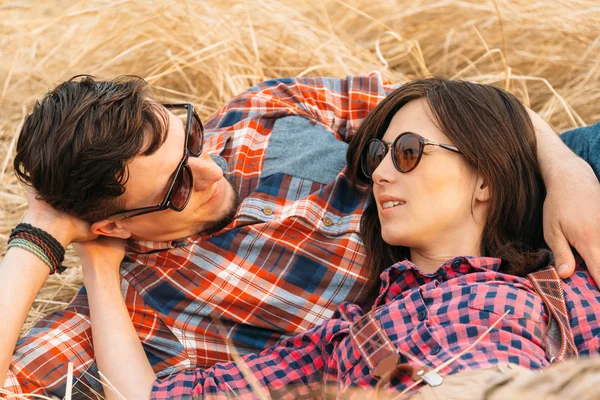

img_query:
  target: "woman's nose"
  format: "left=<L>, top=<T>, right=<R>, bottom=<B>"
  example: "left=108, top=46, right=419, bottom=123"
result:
left=371, top=152, right=397, bottom=185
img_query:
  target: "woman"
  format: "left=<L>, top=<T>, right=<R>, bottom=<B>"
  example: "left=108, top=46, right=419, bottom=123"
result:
left=78, top=78, right=600, bottom=399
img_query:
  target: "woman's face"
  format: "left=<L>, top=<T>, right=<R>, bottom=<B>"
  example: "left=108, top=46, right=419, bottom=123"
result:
left=372, top=99, right=484, bottom=251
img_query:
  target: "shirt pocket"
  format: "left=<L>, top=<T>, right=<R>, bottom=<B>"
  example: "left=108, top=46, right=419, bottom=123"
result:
left=468, top=283, right=544, bottom=322
left=232, top=173, right=362, bottom=237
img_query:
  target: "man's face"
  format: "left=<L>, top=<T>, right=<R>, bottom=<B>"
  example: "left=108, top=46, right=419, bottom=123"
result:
left=107, top=107, right=238, bottom=242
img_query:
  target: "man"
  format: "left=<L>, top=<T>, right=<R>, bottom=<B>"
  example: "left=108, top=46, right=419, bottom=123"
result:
left=1, top=73, right=599, bottom=397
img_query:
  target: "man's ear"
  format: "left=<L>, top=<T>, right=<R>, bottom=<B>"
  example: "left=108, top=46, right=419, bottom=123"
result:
left=474, top=175, right=491, bottom=203
left=90, top=219, right=132, bottom=239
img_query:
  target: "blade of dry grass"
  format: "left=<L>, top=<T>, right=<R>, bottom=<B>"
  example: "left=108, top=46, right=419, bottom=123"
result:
left=211, top=317, right=269, bottom=400
left=65, top=362, right=74, bottom=400
left=0, top=0, right=598, bottom=395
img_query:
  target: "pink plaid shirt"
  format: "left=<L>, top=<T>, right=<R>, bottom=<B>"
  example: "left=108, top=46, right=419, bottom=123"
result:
left=150, top=256, right=600, bottom=399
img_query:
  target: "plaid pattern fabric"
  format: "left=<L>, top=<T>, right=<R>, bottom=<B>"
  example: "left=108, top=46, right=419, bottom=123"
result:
left=5, top=74, right=390, bottom=396
left=528, top=267, right=579, bottom=362
left=150, top=256, right=600, bottom=398
left=347, top=309, right=399, bottom=377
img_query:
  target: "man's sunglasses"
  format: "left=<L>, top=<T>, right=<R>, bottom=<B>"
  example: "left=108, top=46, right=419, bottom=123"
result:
left=107, top=103, right=204, bottom=221
left=361, top=131, right=461, bottom=179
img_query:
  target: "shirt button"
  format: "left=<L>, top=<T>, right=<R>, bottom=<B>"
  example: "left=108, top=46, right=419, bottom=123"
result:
left=417, top=311, right=426, bottom=321
left=323, top=217, right=334, bottom=227
left=431, top=345, right=442, bottom=355
left=263, top=206, right=274, bottom=216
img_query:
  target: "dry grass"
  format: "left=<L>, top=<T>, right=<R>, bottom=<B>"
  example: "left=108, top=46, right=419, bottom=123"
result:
left=0, top=0, right=598, bottom=337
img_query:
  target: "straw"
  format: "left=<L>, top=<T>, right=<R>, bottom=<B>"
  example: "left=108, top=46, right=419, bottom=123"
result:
left=0, top=0, right=598, bottom=396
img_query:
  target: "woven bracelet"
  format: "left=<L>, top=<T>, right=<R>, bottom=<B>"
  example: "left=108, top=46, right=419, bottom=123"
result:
left=10, top=232, right=59, bottom=267
left=8, top=223, right=66, bottom=274
left=10, top=224, right=63, bottom=256
left=10, top=223, right=65, bottom=261
left=7, top=239, right=54, bottom=274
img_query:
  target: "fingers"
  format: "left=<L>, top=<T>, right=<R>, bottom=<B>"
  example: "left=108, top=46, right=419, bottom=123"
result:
left=547, top=232, right=576, bottom=278
left=574, top=242, right=600, bottom=287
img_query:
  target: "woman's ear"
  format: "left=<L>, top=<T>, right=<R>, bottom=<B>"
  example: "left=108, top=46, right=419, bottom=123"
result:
left=90, top=219, right=132, bottom=239
left=474, top=175, right=491, bottom=202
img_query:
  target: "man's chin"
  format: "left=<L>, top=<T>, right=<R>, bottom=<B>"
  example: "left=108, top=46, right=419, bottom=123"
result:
left=198, top=183, right=240, bottom=236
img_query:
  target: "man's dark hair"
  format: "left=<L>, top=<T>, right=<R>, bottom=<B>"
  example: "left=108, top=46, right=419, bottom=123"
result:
left=14, top=75, right=168, bottom=222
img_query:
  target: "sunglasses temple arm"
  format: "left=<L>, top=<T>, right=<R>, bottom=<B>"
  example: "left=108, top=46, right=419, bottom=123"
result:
left=439, top=144, right=461, bottom=153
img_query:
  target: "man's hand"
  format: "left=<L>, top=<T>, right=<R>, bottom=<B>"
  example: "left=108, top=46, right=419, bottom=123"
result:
left=529, top=109, right=600, bottom=284
left=73, top=237, right=126, bottom=281
left=22, top=188, right=97, bottom=246
left=543, top=158, right=600, bottom=282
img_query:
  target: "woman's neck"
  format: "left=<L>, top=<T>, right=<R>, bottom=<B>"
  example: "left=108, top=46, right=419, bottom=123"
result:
left=410, top=237, right=482, bottom=274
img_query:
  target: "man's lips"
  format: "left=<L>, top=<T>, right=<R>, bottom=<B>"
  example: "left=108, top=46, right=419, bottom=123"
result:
left=198, top=178, right=224, bottom=208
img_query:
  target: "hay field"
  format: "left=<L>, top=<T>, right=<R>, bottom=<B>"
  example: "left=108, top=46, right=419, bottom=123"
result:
left=0, top=0, right=599, bottom=334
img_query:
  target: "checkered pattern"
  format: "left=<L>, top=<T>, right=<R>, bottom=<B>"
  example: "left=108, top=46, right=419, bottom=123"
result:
left=150, top=256, right=600, bottom=398
left=4, top=74, right=390, bottom=396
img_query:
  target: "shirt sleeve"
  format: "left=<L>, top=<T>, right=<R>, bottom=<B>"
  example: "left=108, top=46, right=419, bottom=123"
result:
left=562, top=256, right=600, bottom=356
left=4, top=291, right=97, bottom=395
left=3, top=273, right=193, bottom=397
left=150, top=318, right=348, bottom=399
left=560, top=122, right=600, bottom=179
left=204, top=73, right=392, bottom=143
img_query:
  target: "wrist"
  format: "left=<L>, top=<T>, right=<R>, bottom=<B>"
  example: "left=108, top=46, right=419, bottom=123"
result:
left=82, top=266, right=121, bottom=292
left=80, top=256, right=122, bottom=283
left=544, top=156, right=595, bottom=190
left=21, top=213, right=72, bottom=247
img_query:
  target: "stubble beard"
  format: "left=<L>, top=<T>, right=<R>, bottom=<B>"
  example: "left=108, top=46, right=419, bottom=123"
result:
left=198, top=179, right=240, bottom=236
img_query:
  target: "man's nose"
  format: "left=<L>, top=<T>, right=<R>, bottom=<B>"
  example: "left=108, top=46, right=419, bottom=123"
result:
left=188, top=152, right=224, bottom=192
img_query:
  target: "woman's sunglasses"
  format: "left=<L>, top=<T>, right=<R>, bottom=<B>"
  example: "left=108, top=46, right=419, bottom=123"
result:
left=361, top=131, right=461, bottom=179
left=107, top=103, right=204, bottom=221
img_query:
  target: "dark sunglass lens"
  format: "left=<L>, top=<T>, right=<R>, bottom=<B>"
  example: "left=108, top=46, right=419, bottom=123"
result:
left=363, top=140, right=386, bottom=177
left=171, top=167, right=192, bottom=210
left=187, top=116, right=203, bottom=156
left=395, top=134, right=420, bottom=172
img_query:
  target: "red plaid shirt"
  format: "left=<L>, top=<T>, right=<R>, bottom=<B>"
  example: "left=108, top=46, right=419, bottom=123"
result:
left=150, top=256, right=600, bottom=399
left=5, top=74, right=391, bottom=396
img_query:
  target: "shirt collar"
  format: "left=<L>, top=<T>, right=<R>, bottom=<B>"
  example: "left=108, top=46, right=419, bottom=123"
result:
left=375, top=256, right=502, bottom=306
left=126, top=237, right=190, bottom=255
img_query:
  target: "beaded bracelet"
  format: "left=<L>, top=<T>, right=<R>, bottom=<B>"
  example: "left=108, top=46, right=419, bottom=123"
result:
left=8, top=223, right=66, bottom=275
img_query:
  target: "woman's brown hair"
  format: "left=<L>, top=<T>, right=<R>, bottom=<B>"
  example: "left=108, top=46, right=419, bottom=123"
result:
left=346, top=78, right=550, bottom=287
